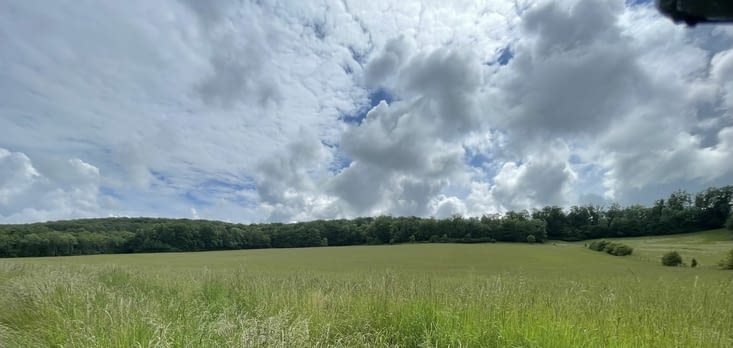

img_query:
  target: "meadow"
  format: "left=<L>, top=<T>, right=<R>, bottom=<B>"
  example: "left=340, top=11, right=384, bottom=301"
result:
left=0, top=230, right=731, bottom=347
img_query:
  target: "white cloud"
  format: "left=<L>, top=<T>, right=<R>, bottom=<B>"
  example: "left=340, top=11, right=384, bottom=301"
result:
left=489, top=143, right=578, bottom=211
left=0, top=149, right=41, bottom=210
left=489, top=0, right=647, bottom=136
left=0, top=148, right=102, bottom=223
left=1, top=0, right=731, bottom=223
left=431, top=195, right=467, bottom=219
left=711, top=49, right=733, bottom=110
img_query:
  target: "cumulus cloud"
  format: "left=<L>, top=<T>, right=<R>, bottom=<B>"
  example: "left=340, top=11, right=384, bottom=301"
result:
left=0, top=149, right=41, bottom=212
left=0, top=148, right=101, bottom=222
left=1, top=0, right=732, bottom=223
left=0, top=0, right=368, bottom=222
left=364, top=36, right=413, bottom=88
left=256, top=127, right=331, bottom=206
left=490, top=0, right=648, bottom=136
left=431, top=195, right=468, bottom=219
left=712, top=49, right=733, bottom=110
left=326, top=46, right=483, bottom=218
left=489, top=143, right=578, bottom=211
left=589, top=5, right=733, bottom=202
left=484, top=0, right=733, bottom=205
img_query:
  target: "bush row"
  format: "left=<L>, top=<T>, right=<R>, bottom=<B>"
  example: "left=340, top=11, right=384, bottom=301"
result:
left=587, top=240, right=634, bottom=256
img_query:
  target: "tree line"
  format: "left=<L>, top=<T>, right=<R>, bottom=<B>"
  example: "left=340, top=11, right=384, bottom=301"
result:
left=0, top=186, right=731, bottom=258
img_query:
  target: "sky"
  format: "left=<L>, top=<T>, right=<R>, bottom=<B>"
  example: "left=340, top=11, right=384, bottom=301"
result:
left=1, top=0, right=732, bottom=224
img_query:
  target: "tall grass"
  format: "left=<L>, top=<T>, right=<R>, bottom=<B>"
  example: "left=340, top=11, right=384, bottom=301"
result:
left=1, top=242, right=731, bottom=347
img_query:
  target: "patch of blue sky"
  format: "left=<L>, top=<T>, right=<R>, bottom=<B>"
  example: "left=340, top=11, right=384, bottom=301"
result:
left=183, top=177, right=258, bottom=207
left=486, top=46, right=513, bottom=66
left=150, top=170, right=172, bottom=185
left=199, top=178, right=255, bottom=192
left=99, top=186, right=123, bottom=200
left=463, top=149, right=501, bottom=182
left=626, top=0, right=653, bottom=7
left=341, top=88, right=393, bottom=125
left=465, top=152, right=490, bottom=168
left=184, top=191, right=211, bottom=207
left=497, top=46, right=513, bottom=66
left=569, top=154, right=583, bottom=165
left=321, top=140, right=352, bottom=174
left=331, top=153, right=353, bottom=174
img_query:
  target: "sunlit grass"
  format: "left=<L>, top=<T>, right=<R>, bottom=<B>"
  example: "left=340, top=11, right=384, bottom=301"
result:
left=1, top=231, right=732, bottom=347
left=592, top=228, right=733, bottom=266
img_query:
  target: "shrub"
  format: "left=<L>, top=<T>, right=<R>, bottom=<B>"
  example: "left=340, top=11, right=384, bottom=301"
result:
left=691, top=258, right=697, bottom=268
left=588, top=240, right=609, bottom=252
left=662, top=251, right=683, bottom=267
left=587, top=240, right=632, bottom=256
left=603, top=242, right=617, bottom=254
left=718, top=250, right=733, bottom=270
left=526, top=234, right=536, bottom=244
left=608, top=243, right=633, bottom=256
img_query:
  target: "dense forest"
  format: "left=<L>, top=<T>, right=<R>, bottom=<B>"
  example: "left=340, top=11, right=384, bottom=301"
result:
left=1, top=186, right=732, bottom=258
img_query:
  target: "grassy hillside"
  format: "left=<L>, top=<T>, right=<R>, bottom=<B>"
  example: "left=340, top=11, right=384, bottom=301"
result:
left=590, top=228, right=733, bottom=266
left=1, top=230, right=731, bottom=347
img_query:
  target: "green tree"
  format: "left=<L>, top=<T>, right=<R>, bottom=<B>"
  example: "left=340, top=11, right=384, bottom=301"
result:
left=695, top=186, right=733, bottom=229
left=532, top=206, right=567, bottom=239
left=725, top=214, right=733, bottom=231
left=368, top=216, right=393, bottom=244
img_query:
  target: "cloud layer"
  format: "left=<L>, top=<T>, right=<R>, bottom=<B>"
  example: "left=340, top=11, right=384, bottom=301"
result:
left=1, top=0, right=731, bottom=223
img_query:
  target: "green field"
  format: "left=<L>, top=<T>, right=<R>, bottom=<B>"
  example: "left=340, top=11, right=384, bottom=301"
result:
left=1, top=230, right=732, bottom=347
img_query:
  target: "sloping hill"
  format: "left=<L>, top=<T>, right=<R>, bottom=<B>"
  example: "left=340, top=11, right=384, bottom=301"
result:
left=587, top=228, right=733, bottom=267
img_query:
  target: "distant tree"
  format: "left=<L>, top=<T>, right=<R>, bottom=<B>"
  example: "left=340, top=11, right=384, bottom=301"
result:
left=369, top=216, right=393, bottom=244
left=620, top=205, right=652, bottom=236
left=505, top=210, right=530, bottom=221
left=526, top=234, right=536, bottom=244
left=695, top=186, right=733, bottom=229
left=667, top=190, right=692, bottom=211
left=662, top=251, right=683, bottom=267
left=532, top=206, right=568, bottom=239
left=691, top=258, right=698, bottom=268
left=603, top=203, right=623, bottom=231
left=0, top=185, right=731, bottom=258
